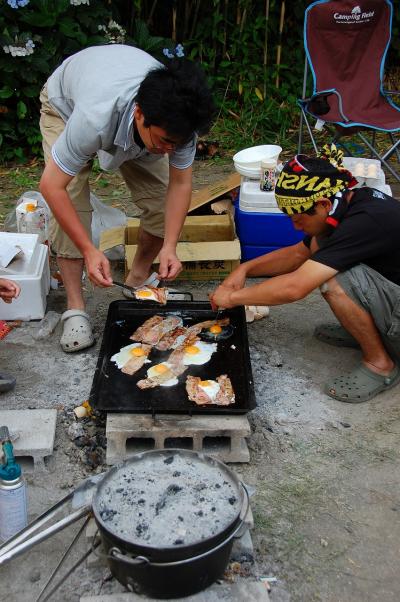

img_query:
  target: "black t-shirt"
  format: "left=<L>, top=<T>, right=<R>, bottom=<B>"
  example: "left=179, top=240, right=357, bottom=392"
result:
left=303, top=187, right=400, bottom=285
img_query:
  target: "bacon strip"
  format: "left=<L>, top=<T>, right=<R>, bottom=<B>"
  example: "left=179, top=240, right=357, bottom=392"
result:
left=185, top=375, right=235, bottom=406
left=130, top=315, right=182, bottom=345
left=121, top=344, right=152, bottom=375
left=135, top=286, right=168, bottom=305
left=155, top=326, right=188, bottom=351
left=137, top=365, right=178, bottom=389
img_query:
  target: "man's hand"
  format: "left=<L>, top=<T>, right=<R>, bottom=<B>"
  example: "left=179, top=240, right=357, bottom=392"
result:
left=0, top=278, right=21, bottom=304
left=210, top=284, right=237, bottom=309
left=83, top=247, right=113, bottom=287
left=157, top=245, right=182, bottom=280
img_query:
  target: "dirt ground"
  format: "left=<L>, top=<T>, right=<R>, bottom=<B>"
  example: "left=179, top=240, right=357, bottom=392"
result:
left=0, top=158, right=400, bottom=602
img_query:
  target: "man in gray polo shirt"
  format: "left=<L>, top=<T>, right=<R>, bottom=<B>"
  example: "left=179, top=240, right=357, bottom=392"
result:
left=39, top=44, right=215, bottom=352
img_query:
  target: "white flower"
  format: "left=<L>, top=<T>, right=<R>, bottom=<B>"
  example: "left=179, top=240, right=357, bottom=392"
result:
left=70, top=0, right=90, bottom=5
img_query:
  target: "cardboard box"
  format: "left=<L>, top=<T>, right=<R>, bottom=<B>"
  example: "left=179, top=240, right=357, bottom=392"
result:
left=100, top=213, right=241, bottom=281
left=100, top=173, right=242, bottom=281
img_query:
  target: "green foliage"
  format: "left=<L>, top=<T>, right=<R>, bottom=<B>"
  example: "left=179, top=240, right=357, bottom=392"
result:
left=1, top=0, right=399, bottom=164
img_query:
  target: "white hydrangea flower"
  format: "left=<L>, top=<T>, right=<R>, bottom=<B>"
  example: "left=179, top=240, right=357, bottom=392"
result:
left=70, top=0, right=90, bottom=5
left=3, top=39, right=35, bottom=57
left=97, top=19, right=126, bottom=44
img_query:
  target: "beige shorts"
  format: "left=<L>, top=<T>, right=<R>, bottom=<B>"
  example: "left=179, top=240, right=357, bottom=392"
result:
left=39, top=84, right=169, bottom=259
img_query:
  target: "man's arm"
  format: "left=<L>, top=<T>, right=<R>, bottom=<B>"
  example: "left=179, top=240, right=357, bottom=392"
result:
left=39, top=157, right=112, bottom=287
left=158, top=165, right=192, bottom=280
left=212, top=259, right=338, bottom=308
left=217, top=240, right=311, bottom=294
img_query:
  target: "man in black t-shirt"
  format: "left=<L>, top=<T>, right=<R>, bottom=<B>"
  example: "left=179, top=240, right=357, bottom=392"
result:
left=211, top=147, right=400, bottom=403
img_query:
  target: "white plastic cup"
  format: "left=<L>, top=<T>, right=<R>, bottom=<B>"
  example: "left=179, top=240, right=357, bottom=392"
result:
left=16, top=198, right=49, bottom=245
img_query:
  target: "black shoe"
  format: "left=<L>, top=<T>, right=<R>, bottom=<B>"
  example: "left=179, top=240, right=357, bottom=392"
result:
left=0, top=373, right=16, bottom=393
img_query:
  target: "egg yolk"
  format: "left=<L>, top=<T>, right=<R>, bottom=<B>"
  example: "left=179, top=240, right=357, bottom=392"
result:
left=130, top=347, right=146, bottom=357
left=137, top=290, right=153, bottom=298
left=154, top=364, right=169, bottom=374
left=185, top=345, right=200, bottom=355
left=25, top=203, right=37, bottom=212
left=209, top=324, right=222, bottom=334
left=199, top=380, right=211, bottom=387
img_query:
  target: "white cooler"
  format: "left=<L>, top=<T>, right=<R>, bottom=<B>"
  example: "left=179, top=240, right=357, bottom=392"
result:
left=0, top=232, right=50, bottom=320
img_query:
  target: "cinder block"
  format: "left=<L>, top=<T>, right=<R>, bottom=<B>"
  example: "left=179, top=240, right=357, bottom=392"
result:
left=80, top=580, right=269, bottom=601
left=0, top=409, right=57, bottom=469
left=106, top=413, right=251, bottom=465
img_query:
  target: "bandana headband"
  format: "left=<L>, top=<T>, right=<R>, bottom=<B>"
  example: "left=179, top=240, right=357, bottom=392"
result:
left=275, top=145, right=357, bottom=216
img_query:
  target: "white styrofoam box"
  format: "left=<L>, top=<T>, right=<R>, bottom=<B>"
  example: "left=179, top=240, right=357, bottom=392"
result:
left=343, top=157, right=385, bottom=188
left=239, top=201, right=282, bottom=213
left=240, top=179, right=279, bottom=208
left=0, top=243, right=50, bottom=320
left=0, top=232, right=42, bottom=276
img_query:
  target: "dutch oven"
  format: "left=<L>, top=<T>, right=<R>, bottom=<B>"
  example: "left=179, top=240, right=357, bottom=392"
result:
left=92, top=449, right=249, bottom=599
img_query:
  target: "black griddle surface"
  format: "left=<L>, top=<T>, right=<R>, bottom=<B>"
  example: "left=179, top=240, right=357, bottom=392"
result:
left=90, top=300, right=256, bottom=415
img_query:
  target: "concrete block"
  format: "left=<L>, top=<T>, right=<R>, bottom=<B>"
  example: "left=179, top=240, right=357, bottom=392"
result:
left=80, top=580, right=270, bottom=601
left=0, top=409, right=57, bottom=469
left=106, top=413, right=251, bottom=465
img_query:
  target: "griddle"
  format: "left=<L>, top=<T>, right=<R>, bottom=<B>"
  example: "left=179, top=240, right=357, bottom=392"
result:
left=89, top=298, right=256, bottom=415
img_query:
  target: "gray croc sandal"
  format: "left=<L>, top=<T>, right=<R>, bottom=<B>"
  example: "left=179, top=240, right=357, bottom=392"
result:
left=0, top=373, right=16, bottom=393
left=60, top=310, right=95, bottom=353
left=325, top=363, right=400, bottom=403
left=122, top=272, right=160, bottom=299
left=314, top=323, right=360, bottom=348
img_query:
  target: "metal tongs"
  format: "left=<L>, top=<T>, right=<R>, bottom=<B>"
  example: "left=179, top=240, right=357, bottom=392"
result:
left=112, top=280, right=141, bottom=295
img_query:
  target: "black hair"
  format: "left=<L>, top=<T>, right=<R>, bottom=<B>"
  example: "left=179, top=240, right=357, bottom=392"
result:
left=135, top=58, right=216, bottom=142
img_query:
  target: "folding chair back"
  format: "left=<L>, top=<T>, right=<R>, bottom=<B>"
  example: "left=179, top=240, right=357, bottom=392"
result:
left=298, top=0, right=400, bottom=182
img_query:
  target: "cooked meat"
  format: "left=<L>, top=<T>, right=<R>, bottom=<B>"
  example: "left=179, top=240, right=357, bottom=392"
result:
left=185, top=375, right=235, bottom=406
left=130, top=315, right=182, bottom=345
left=137, top=364, right=178, bottom=389
left=215, top=374, right=235, bottom=405
left=134, top=286, right=168, bottom=305
left=121, top=344, right=152, bottom=375
left=130, top=315, right=163, bottom=342
left=156, top=326, right=188, bottom=351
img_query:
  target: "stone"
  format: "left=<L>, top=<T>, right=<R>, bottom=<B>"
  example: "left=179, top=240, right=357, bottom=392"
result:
left=80, top=580, right=270, bottom=601
left=0, top=409, right=57, bottom=469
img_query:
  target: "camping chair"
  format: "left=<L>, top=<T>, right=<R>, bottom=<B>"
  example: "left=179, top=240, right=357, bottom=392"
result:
left=298, top=0, right=400, bottom=183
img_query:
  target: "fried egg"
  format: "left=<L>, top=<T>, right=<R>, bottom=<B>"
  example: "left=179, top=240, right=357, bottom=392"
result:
left=111, top=343, right=150, bottom=369
left=198, top=379, right=220, bottom=400
left=201, top=323, right=234, bottom=342
left=135, top=288, right=159, bottom=301
left=147, top=362, right=178, bottom=387
left=183, top=341, right=217, bottom=365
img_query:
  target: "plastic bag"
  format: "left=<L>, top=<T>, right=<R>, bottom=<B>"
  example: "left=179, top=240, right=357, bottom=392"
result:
left=4, top=190, right=51, bottom=234
left=90, top=193, right=127, bottom=260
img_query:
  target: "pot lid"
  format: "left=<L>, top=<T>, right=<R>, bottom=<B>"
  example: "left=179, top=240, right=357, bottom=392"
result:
left=93, top=449, right=243, bottom=548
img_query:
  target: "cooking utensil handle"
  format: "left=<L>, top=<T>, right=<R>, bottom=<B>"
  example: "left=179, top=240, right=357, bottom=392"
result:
left=108, top=547, right=150, bottom=566
left=0, top=506, right=91, bottom=566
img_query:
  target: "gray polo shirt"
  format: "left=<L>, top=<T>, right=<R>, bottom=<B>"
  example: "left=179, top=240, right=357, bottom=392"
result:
left=46, top=45, right=196, bottom=176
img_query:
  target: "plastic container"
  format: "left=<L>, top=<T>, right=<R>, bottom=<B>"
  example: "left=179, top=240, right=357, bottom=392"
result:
left=342, top=157, right=385, bottom=188
left=16, top=195, right=49, bottom=245
left=233, top=144, right=282, bottom=178
left=234, top=202, right=304, bottom=247
left=260, top=158, right=277, bottom=192
left=0, top=233, right=50, bottom=320
left=239, top=179, right=281, bottom=213
left=240, top=244, right=282, bottom=262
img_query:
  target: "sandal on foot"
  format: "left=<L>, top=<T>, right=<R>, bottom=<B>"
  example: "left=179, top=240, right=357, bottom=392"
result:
left=122, top=272, right=160, bottom=299
left=60, top=310, right=95, bottom=353
left=0, top=373, right=16, bottom=393
left=325, top=363, right=400, bottom=403
left=314, top=323, right=360, bottom=348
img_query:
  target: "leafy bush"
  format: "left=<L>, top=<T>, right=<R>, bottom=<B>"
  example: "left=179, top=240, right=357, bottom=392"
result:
left=1, top=0, right=399, bottom=163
